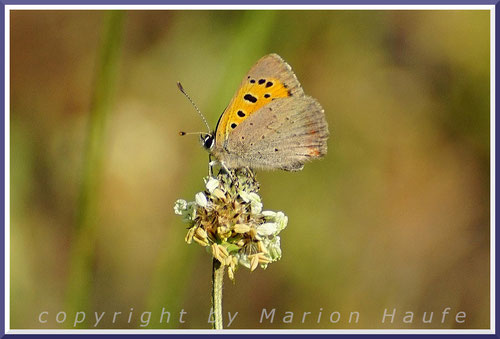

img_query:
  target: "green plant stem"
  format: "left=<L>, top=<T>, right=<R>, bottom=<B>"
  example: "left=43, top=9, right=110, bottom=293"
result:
left=212, top=258, right=224, bottom=329
left=65, top=11, right=125, bottom=323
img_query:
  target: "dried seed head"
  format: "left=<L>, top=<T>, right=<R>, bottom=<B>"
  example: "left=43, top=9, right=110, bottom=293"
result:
left=249, top=254, right=259, bottom=272
left=185, top=227, right=196, bottom=244
left=174, top=168, right=288, bottom=280
left=195, top=227, right=208, bottom=239
left=234, top=223, right=251, bottom=234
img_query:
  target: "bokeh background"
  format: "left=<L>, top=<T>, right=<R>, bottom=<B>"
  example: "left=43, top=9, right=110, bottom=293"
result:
left=10, top=10, right=490, bottom=329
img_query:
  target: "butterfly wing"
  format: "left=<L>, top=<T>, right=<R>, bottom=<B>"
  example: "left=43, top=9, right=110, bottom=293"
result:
left=217, top=96, right=329, bottom=171
left=215, top=54, right=305, bottom=147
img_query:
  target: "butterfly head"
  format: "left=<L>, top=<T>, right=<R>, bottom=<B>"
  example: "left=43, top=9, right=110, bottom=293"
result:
left=200, top=133, right=215, bottom=151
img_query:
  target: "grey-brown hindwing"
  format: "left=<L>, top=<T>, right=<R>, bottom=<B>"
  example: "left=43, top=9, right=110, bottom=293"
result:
left=224, top=96, right=329, bottom=171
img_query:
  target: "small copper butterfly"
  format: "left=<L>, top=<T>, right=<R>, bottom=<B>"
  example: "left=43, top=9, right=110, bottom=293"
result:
left=179, top=53, right=329, bottom=172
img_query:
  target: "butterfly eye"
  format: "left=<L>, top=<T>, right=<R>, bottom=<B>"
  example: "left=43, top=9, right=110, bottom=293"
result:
left=200, top=134, right=215, bottom=150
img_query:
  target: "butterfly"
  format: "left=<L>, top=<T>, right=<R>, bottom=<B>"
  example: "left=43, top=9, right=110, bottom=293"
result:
left=179, top=53, right=329, bottom=172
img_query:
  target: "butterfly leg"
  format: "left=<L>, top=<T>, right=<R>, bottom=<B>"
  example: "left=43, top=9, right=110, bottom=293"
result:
left=208, top=159, right=216, bottom=177
left=244, top=166, right=255, bottom=179
left=207, top=156, right=235, bottom=180
left=220, top=161, right=236, bottom=180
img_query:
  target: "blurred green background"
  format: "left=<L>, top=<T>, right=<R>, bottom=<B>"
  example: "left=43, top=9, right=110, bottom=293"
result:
left=10, top=10, right=490, bottom=329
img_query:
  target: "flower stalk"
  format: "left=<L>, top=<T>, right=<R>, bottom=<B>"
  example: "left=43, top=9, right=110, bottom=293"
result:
left=212, top=258, right=224, bottom=329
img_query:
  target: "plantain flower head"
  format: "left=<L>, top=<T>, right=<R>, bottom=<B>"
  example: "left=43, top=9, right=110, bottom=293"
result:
left=174, top=168, right=288, bottom=280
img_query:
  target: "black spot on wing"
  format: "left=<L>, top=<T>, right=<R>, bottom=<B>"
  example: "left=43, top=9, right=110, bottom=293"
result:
left=258, top=79, right=266, bottom=85
left=237, top=110, right=245, bottom=117
left=231, top=123, right=237, bottom=129
left=266, top=81, right=273, bottom=88
left=244, top=94, right=257, bottom=103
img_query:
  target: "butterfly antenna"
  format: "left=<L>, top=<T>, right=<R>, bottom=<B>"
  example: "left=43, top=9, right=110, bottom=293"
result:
left=177, top=81, right=211, bottom=134
left=178, top=131, right=205, bottom=136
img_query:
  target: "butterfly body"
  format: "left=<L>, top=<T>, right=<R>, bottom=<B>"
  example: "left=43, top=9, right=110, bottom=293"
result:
left=201, top=54, right=328, bottom=171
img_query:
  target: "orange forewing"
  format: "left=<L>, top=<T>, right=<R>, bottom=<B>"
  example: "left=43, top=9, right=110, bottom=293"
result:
left=215, top=76, right=291, bottom=142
